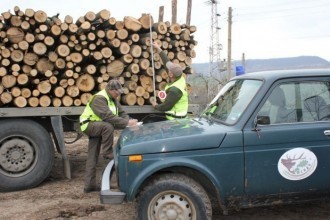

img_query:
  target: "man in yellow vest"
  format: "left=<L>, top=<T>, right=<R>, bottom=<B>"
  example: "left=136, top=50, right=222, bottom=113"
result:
left=80, top=79, right=138, bottom=193
left=151, top=42, right=189, bottom=120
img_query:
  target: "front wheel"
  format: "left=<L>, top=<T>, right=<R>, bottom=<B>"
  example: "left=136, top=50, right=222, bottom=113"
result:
left=0, top=119, right=54, bottom=191
left=138, top=173, right=212, bottom=220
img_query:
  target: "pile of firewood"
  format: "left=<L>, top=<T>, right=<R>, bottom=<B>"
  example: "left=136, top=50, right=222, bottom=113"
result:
left=0, top=6, right=197, bottom=107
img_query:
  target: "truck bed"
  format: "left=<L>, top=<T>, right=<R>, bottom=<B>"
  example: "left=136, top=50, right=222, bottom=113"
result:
left=0, top=104, right=201, bottom=117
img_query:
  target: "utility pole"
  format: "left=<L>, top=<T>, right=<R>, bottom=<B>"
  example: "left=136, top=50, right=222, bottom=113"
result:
left=227, top=7, right=232, bottom=77
left=206, top=0, right=222, bottom=77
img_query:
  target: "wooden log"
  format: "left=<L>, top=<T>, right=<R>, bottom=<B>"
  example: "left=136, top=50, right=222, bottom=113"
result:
left=62, top=95, right=73, bottom=107
left=1, top=92, right=13, bottom=105
left=20, top=21, right=30, bottom=31
left=14, top=96, right=27, bottom=108
left=10, top=15, right=22, bottom=27
left=126, top=63, right=139, bottom=74
left=107, top=60, right=124, bottom=77
left=109, top=38, right=120, bottom=48
left=2, top=75, right=16, bottom=88
left=143, top=91, right=150, bottom=99
left=21, top=88, right=31, bottom=98
left=11, top=87, right=21, bottom=97
left=80, top=93, right=92, bottom=105
left=117, top=51, right=132, bottom=62
left=115, top=20, right=124, bottom=30
left=157, top=81, right=167, bottom=91
left=56, top=44, right=70, bottom=57
left=77, top=21, right=91, bottom=34
left=49, top=75, right=58, bottom=85
left=25, top=33, right=35, bottom=43
left=33, top=42, right=47, bottom=55
left=44, top=36, right=55, bottom=47
left=121, top=92, right=136, bottom=106
left=70, top=52, right=83, bottom=63
left=55, top=58, right=66, bottom=70
left=116, top=42, right=130, bottom=55
left=34, top=10, right=47, bottom=23
left=124, top=16, right=142, bottom=32
left=76, top=74, right=95, bottom=92
left=96, top=9, right=111, bottom=21
left=139, top=58, right=150, bottom=71
left=73, top=98, right=82, bottom=106
left=139, top=14, right=153, bottom=29
left=135, top=86, right=145, bottom=97
left=68, top=23, right=78, bottom=34
left=25, top=8, right=35, bottom=18
left=129, top=33, right=140, bottom=43
left=28, top=97, right=39, bottom=107
left=136, top=96, right=145, bottom=106
left=101, top=47, right=112, bottom=59
left=36, top=57, right=54, bottom=74
left=117, top=29, right=128, bottom=40
left=130, top=45, right=142, bottom=58
left=153, top=22, right=167, bottom=34
left=124, top=81, right=137, bottom=91
left=84, top=11, right=96, bottom=22
left=32, top=89, right=40, bottom=97
left=48, top=51, right=58, bottom=62
left=140, top=75, right=154, bottom=93
left=84, top=64, right=96, bottom=75
left=121, top=71, right=132, bottom=78
left=21, top=65, right=32, bottom=74
left=96, top=29, right=105, bottom=39
left=67, top=78, right=75, bottom=86
left=66, top=85, right=80, bottom=97
left=1, top=48, right=11, bottom=58
left=39, top=24, right=48, bottom=33
left=39, top=95, right=51, bottom=107
left=18, top=40, right=29, bottom=50
left=1, top=11, right=11, bottom=23
left=44, top=70, right=53, bottom=78
left=52, top=97, right=62, bottom=107
left=37, top=81, right=52, bottom=94
left=92, top=51, right=103, bottom=61
left=0, top=67, right=7, bottom=77
left=6, top=27, right=24, bottom=43
left=53, top=86, right=65, bottom=98
left=10, top=50, right=24, bottom=63
left=1, top=58, right=10, bottom=67
left=106, top=29, right=116, bottom=40
left=0, top=84, right=4, bottom=96
left=64, top=15, right=73, bottom=24
left=17, top=74, right=29, bottom=86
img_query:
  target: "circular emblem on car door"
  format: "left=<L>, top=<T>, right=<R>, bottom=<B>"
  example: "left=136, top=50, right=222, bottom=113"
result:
left=278, top=148, right=317, bottom=181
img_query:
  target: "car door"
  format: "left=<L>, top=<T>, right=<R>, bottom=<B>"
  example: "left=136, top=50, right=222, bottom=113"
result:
left=243, top=77, right=330, bottom=198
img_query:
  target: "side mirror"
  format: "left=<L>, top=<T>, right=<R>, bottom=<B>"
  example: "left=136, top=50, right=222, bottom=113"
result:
left=257, top=115, right=270, bottom=125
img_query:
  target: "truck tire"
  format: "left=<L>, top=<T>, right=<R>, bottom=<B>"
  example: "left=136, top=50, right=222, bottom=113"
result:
left=0, top=119, right=54, bottom=191
left=138, top=173, right=212, bottom=220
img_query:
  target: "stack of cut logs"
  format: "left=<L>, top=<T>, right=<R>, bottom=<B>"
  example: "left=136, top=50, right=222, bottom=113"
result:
left=0, top=6, right=197, bottom=107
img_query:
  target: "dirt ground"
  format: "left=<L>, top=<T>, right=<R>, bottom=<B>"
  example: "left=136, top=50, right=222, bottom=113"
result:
left=1, top=131, right=330, bottom=220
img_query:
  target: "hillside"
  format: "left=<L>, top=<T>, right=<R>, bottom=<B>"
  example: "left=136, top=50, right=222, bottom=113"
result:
left=192, top=56, right=330, bottom=75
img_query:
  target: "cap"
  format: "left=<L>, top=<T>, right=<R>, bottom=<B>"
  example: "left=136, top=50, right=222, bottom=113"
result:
left=166, top=62, right=183, bottom=77
left=106, top=79, right=124, bottom=94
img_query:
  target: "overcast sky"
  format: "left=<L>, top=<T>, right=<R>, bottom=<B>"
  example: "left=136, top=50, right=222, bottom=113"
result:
left=2, top=0, right=330, bottom=63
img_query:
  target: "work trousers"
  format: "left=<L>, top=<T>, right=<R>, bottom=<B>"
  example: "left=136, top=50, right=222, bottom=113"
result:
left=83, top=121, right=114, bottom=188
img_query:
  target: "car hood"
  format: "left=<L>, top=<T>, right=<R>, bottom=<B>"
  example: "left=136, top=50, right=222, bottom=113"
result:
left=118, top=118, right=228, bottom=155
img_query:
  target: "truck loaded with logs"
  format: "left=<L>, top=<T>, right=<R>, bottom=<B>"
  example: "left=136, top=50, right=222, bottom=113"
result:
left=0, top=6, right=200, bottom=191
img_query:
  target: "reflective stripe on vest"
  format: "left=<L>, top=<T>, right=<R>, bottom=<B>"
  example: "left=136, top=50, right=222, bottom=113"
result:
left=165, top=76, right=188, bottom=120
left=79, top=89, right=118, bottom=131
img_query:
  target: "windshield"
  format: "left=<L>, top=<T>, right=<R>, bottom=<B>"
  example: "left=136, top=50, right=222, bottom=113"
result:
left=203, top=79, right=263, bottom=124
